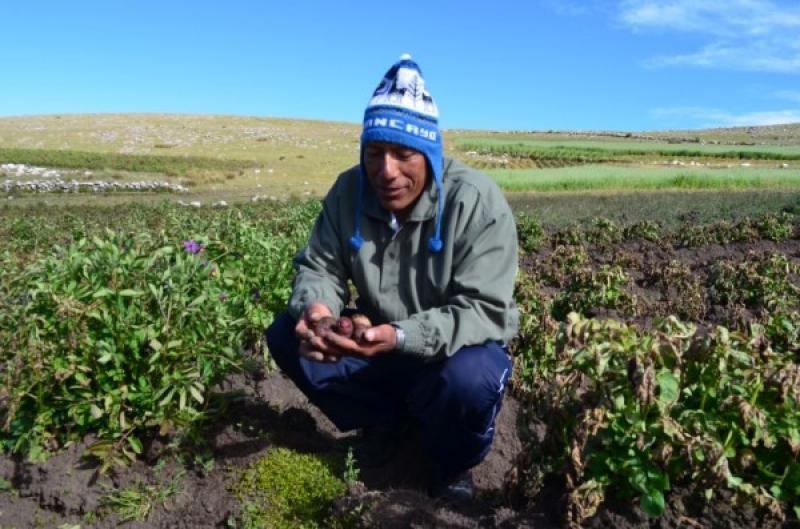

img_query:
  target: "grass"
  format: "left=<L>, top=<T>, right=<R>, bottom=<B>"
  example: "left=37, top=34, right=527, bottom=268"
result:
left=0, top=114, right=360, bottom=190
left=0, top=147, right=257, bottom=174
left=99, top=471, right=184, bottom=522
left=455, top=137, right=800, bottom=161
left=488, top=164, right=800, bottom=192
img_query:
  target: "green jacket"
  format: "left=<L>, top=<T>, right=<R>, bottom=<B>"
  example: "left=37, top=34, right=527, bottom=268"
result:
left=288, top=157, right=519, bottom=360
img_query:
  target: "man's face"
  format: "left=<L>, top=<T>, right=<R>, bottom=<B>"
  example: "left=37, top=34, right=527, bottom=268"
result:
left=363, top=142, right=428, bottom=221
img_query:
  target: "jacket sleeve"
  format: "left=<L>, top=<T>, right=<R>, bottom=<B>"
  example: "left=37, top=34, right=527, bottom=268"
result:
left=287, top=191, right=350, bottom=320
left=393, top=199, right=519, bottom=359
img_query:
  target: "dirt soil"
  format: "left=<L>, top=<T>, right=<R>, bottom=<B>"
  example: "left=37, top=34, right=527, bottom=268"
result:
left=0, top=353, right=554, bottom=529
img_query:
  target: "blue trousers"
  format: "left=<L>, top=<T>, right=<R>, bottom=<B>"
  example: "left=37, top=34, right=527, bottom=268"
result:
left=265, top=312, right=512, bottom=478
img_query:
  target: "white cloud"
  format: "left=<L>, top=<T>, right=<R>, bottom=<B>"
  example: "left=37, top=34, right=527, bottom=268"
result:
left=652, top=106, right=800, bottom=127
left=647, top=41, right=800, bottom=74
left=619, top=0, right=800, bottom=36
left=617, top=0, right=800, bottom=73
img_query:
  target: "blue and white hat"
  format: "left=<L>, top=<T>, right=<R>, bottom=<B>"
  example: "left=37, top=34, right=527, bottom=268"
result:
left=350, top=54, right=444, bottom=253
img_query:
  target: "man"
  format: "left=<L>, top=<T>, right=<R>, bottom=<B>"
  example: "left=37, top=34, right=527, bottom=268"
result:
left=266, top=54, right=519, bottom=501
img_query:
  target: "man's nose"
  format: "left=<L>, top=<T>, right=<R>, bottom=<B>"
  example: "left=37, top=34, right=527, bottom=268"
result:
left=378, top=153, right=401, bottom=179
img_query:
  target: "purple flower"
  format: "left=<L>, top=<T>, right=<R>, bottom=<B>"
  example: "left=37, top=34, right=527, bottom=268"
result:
left=219, top=292, right=229, bottom=302
left=183, top=239, right=203, bottom=255
left=250, top=288, right=261, bottom=300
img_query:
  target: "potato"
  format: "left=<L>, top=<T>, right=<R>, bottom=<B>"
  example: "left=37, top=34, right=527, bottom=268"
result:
left=309, top=313, right=372, bottom=343
left=309, top=316, right=336, bottom=336
left=334, top=316, right=354, bottom=338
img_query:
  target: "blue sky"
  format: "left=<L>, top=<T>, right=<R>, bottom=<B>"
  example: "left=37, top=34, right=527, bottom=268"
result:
left=2, top=0, right=800, bottom=132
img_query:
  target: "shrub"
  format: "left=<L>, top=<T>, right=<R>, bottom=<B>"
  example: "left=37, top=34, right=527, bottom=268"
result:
left=0, top=230, right=245, bottom=464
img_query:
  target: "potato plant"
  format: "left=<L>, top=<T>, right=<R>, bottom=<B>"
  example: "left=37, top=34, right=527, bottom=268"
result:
left=0, top=201, right=317, bottom=466
left=516, top=313, right=800, bottom=527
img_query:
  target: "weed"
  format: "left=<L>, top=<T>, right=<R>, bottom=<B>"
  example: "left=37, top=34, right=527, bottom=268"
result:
left=100, top=470, right=184, bottom=522
left=343, top=446, right=360, bottom=486
left=232, top=447, right=346, bottom=529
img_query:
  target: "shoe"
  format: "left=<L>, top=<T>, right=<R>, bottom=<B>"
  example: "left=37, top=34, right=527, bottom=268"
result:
left=428, top=470, right=475, bottom=502
left=352, top=423, right=407, bottom=468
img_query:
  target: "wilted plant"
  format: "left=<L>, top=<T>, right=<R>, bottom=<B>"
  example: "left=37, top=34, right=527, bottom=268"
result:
left=586, top=217, right=623, bottom=246
left=552, top=265, right=636, bottom=320
left=623, top=220, right=662, bottom=242
left=754, top=212, right=795, bottom=241
left=552, top=224, right=584, bottom=247
left=645, top=260, right=707, bottom=321
left=540, top=245, right=589, bottom=287
left=511, top=273, right=557, bottom=396
left=708, top=253, right=800, bottom=314
left=514, top=313, right=800, bottom=526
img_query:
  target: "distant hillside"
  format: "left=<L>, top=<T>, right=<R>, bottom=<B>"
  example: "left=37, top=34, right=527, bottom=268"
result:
left=1, top=114, right=798, bottom=200
left=645, top=122, right=800, bottom=145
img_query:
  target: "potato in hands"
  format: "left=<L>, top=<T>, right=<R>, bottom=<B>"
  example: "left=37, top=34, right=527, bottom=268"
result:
left=309, top=313, right=373, bottom=343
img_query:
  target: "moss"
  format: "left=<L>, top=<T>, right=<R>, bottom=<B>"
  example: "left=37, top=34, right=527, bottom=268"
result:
left=233, top=447, right=346, bottom=529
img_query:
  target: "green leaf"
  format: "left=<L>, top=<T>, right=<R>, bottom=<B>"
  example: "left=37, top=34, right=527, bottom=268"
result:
left=87, top=440, right=114, bottom=458
left=149, top=338, right=163, bottom=351
left=188, top=294, right=207, bottom=307
left=793, top=505, right=799, bottom=520
left=118, top=289, right=143, bottom=297
left=97, top=352, right=112, bottom=364
left=640, top=489, right=665, bottom=517
left=158, top=387, right=176, bottom=407
left=127, top=436, right=143, bottom=455
left=189, top=385, right=204, bottom=404
left=92, top=287, right=115, bottom=298
left=656, top=370, right=679, bottom=408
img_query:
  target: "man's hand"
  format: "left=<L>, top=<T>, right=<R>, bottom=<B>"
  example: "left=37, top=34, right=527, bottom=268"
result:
left=322, top=323, right=397, bottom=359
left=295, top=303, right=339, bottom=363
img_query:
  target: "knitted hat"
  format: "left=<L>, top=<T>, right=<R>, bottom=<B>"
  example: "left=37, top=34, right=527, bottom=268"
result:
left=350, top=53, right=444, bottom=253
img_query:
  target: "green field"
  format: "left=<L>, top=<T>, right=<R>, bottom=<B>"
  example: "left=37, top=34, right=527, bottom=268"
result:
left=454, top=136, right=800, bottom=159
left=488, top=164, right=800, bottom=192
